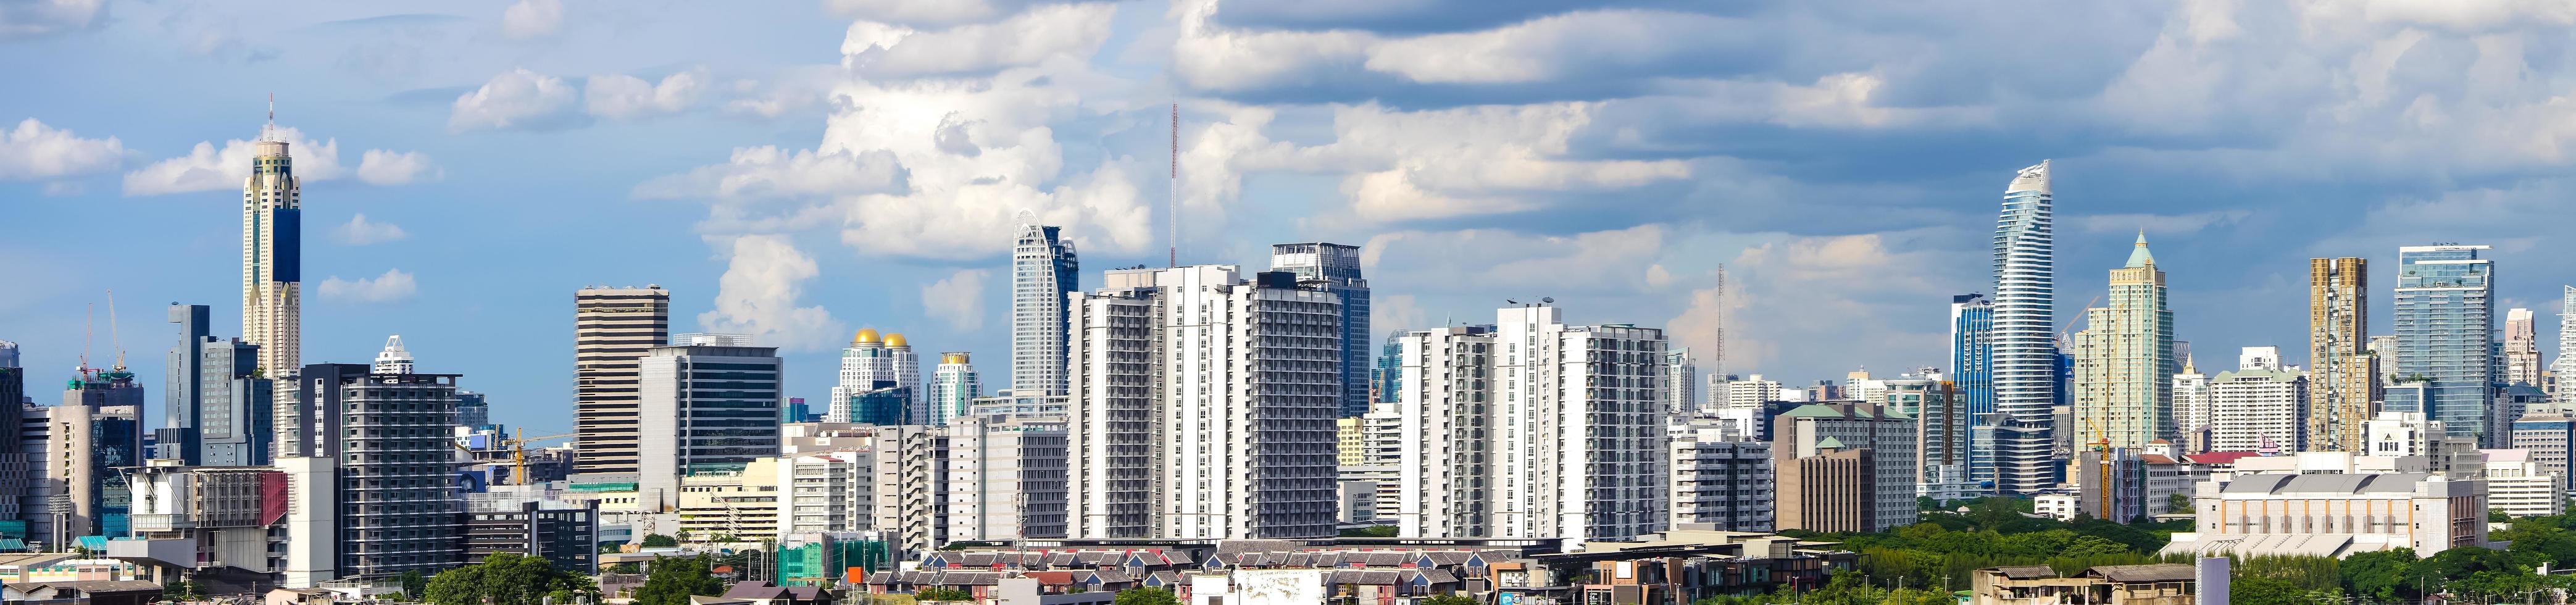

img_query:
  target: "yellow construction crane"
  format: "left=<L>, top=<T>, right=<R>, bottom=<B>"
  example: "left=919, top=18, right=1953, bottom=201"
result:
left=501, top=429, right=576, bottom=485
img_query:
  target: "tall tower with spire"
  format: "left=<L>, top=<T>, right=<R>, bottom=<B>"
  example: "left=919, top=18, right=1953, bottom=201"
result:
left=1991, top=161, right=2058, bottom=494
left=2069, top=232, right=2175, bottom=450
left=243, top=96, right=301, bottom=379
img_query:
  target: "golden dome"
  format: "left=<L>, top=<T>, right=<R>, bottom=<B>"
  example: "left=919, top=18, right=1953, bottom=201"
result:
left=941, top=353, right=970, bottom=365
left=853, top=328, right=881, bottom=344
left=885, top=333, right=908, bottom=348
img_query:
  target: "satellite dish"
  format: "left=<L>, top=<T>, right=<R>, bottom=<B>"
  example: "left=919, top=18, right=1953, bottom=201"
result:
left=1542, top=297, right=1554, bottom=304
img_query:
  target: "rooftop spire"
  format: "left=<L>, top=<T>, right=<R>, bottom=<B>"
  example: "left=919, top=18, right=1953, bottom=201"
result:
left=2125, top=230, right=2156, bottom=267
left=261, top=93, right=278, bottom=142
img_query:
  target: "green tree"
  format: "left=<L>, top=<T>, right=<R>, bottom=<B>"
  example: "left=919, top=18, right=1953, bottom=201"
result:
left=1115, top=587, right=1182, bottom=605
left=643, top=533, right=680, bottom=548
left=1422, top=595, right=1480, bottom=605
left=423, top=553, right=606, bottom=605
left=2227, top=576, right=2312, bottom=605
left=2165, top=493, right=2191, bottom=514
left=1339, top=525, right=1399, bottom=538
left=631, top=556, right=727, bottom=605
left=915, top=587, right=974, bottom=601
left=398, top=569, right=428, bottom=599
left=2338, top=549, right=2414, bottom=601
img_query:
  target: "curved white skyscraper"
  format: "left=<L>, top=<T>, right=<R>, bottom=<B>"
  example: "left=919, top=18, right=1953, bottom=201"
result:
left=243, top=113, right=301, bottom=379
left=1012, top=214, right=1079, bottom=396
left=1991, top=161, right=2057, bottom=494
left=2557, top=286, right=2576, bottom=400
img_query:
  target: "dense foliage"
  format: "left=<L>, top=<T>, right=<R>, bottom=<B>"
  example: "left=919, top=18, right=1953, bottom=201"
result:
left=1778, top=498, right=2182, bottom=591
left=1114, top=586, right=1181, bottom=605
left=629, top=555, right=727, bottom=605
left=642, top=533, right=680, bottom=548
left=1422, top=595, right=1482, bottom=605
left=421, top=553, right=604, bottom=605
left=915, top=587, right=974, bottom=601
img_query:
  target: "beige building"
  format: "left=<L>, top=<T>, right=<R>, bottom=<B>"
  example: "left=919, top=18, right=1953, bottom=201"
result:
left=2161, top=472, right=2493, bottom=558
left=2309, top=257, right=2374, bottom=453
left=2069, top=234, right=2175, bottom=450
left=673, top=458, right=779, bottom=543
left=1971, top=564, right=2196, bottom=605
left=572, top=286, right=670, bottom=475
left=2481, top=449, right=2563, bottom=518
left=1772, top=402, right=1917, bottom=533
left=241, top=131, right=301, bottom=380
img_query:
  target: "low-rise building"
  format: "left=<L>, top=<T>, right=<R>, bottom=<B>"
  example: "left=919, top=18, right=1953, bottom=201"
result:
left=462, top=495, right=599, bottom=574
left=1970, top=564, right=2196, bottom=605
left=2160, top=472, right=2495, bottom=558
left=2481, top=449, right=2564, bottom=518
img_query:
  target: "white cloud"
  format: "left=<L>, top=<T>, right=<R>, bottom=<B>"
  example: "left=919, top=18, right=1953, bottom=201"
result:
left=698, top=235, right=844, bottom=351
left=841, top=3, right=1117, bottom=76
left=586, top=70, right=707, bottom=120
left=335, top=214, right=409, bottom=245
left=501, top=0, right=562, bottom=40
left=318, top=269, right=419, bottom=303
left=631, top=146, right=904, bottom=200
left=449, top=68, right=582, bottom=131
left=2073, top=210, right=2251, bottom=235
left=920, top=269, right=990, bottom=332
left=1171, top=0, right=1372, bottom=91
left=122, top=127, right=344, bottom=196
left=0, top=0, right=103, bottom=40
left=825, top=0, right=1030, bottom=25
left=356, top=149, right=440, bottom=185
left=1364, top=225, right=1667, bottom=293
left=1361, top=9, right=1738, bottom=84
left=0, top=118, right=123, bottom=180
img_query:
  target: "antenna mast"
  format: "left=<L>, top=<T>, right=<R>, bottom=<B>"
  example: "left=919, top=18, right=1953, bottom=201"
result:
left=1168, top=101, right=1178, bottom=268
left=1712, top=264, right=1727, bottom=377
left=81, top=302, right=93, bottom=372
left=263, top=93, right=276, bottom=141
left=107, top=289, right=123, bottom=370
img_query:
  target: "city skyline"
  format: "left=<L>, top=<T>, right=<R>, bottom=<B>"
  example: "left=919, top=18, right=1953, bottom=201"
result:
left=12, top=1, right=2576, bottom=438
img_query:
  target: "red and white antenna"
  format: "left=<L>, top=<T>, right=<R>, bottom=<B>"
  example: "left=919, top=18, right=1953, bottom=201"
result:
left=1168, top=101, right=1178, bottom=268
left=262, top=93, right=277, bottom=141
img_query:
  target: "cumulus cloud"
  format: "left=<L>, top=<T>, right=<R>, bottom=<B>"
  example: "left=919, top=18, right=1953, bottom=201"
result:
left=123, top=127, right=346, bottom=196
left=0, top=0, right=103, bottom=40
left=1360, top=9, right=1745, bottom=84
left=920, top=269, right=990, bottom=332
left=586, top=70, right=707, bottom=120
left=633, top=146, right=905, bottom=200
left=698, top=235, right=844, bottom=351
left=335, top=214, right=409, bottom=245
left=501, top=0, right=562, bottom=40
left=825, top=0, right=1032, bottom=25
left=356, top=149, right=440, bottom=185
left=841, top=3, right=1117, bottom=76
left=318, top=269, right=419, bottom=303
left=1364, top=225, right=1667, bottom=293
left=449, top=68, right=583, bottom=131
left=0, top=118, right=123, bottom=180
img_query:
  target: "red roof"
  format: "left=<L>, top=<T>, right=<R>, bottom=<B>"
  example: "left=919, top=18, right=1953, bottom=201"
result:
left=2138, top=454, right=2177, bottom=464
left=2186, top=451, right=2260, bottom=465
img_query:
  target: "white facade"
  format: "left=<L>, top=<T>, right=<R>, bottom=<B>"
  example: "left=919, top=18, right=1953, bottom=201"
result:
left=2557, top=286, right=2576, bottom=400
left=279, top=455, right=336, bottom=588
left=371, top=335, right=412, bottom=374
left=1012, top=218, right=1077, bottom=396
left=1665, top=348, right=1697, bottom=417
left=1382, top=306, right=1669, bottom=547
left=1062, top=265, right=1341, bottom=540
left=1669, top=421, right=1772, bottom=532
left=241, top=134, right=301, bottom=380
left=636, top=344, right=783, bottom=509
left=2163, top=472, right=2493, bottom=559
left=2205, top=354, right=2307, bottom=453
left=827, top=330, right=917, bottom=424
left=1708, top=374, right=1782, bottom=411
left=775, top=450, right=866, bottom=536
left=942, top=415, right=1069, bottom=543
left=2482, top=449, right=2564, bottom=517
left=1993, top=160, right=2059, bottom=494
left=2172, top=367, right=2211, bottom=453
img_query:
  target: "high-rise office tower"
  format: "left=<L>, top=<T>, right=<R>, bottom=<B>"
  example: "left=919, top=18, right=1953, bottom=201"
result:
left=1951, top=294, right=1996, bottom=488
left=165, top=304, right=273, bottom=466
left=1664, top=348, right=1698, bottom=418
left=1380, top=305, right=1670, bottom=546
left=929, top=352, right=981, bottom=425
left=278, top=363, right=464, bottom=580
left=456, top=391, right=489, bottom=429
left=2395, top=245, right=2497, bottom=444
left=0, top=341, right=19, bottom=526
left=2069, top=233, right=2174, bottom=450
left=1063, top=265, right=1341, bottom=540
left=33, top=367, right=147, bottom=546
left=828, top=330, right=920, bottom=424
left=1270, top=242, right=1372, bottom=417
left=2558, top=286, right=2576, bottom=400
left=2308, top=257, right=2375, bottom=452
left=1773, top=401, right=1919, bottom=533
left=372, top=335, right=414, bottom=374
left=573, top=285, right=670, bottom=475
left=1012, top=215, right=1079, bottom=396
left=1991, top=161, right=2058, bottom=494
left=2507, top=308, right=2545, bottom=387
left=243, top=118, right=302, bottom=380
left=636, top=342, right=783, bottom=508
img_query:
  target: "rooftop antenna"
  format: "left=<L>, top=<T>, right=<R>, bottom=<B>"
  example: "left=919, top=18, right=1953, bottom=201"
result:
left=1167, top=102, right=1178, bottom=268
left=108, top=289, right=123, bottom=371
left=1712, top=263, right=1727, bottom=377
left=81, top=302, right=93, bottom=372
left=262, top=93, right=277, bottom=141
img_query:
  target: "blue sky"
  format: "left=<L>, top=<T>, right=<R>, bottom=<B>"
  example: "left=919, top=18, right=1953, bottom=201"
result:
left=7, top=0, right=2576, bottom=434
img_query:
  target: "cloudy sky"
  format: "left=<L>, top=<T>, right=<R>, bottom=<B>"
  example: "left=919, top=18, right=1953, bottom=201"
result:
left=6, top=0, right=2575, bottom=433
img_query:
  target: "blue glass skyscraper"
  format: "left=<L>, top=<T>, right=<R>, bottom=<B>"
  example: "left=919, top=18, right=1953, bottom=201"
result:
left=1951, top=294, right=1995, bottom=487
left=1271, top=243, right=1371, bottom=417
left=2395, top=244, right=2496, bottom=444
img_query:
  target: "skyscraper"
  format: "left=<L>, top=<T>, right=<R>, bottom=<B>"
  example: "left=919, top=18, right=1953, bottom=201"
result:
left=828, top=330, right=919, bottom=423
left=929, top=352, right=981, bottom=425
left=165, top=304, right=273, bottom=467
left=2069, top=233, right=2174, bottom=449
left=2203, top=348, right=2308, bottom=452
left=1012, top=215, right=1078, bottom=396
left=2395, top=245, right=2496, bottom=444
left=243, top=115, right=302, bottom=378
left=372, top=335, right=414, bottom=374
left=280, top=363, right=465, bottom=580
left=0, top=341, right=19, bottom=526
left=2557, top=286, right=2576, bottom=399
left=636, top=342, right=784, bottom=508
left=1270, top=242, right=1372, bottom=417
left=573, top=285, right=670, bottom=475
left=1992, top=161, right=2058, bottom=494
left=2309, top=257, right=2375, bottom=452
left=1665, top=348, right=1698, bottom=418
left=1063, top=265, right=1341, bottom=540
left=1951, top=294, right=1996, bottom=488
left=2507, top=308, right=2544, bottom=386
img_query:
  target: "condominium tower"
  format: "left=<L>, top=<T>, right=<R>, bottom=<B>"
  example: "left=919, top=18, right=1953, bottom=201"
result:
left=243, top=119, right=302, bottom=378
left=2394, top=245, right=2496, bottom=444
left=2308, top=257, right=2375, bottom=452
left=277, top=363, right=465, bottom=580
left=929, top=352, right=982, bottom=424
left=1012, top=215, right=1079, bottom=396
left=2506, top=308, right=2543, bottom=386
left=1270, top=243, right=1372, bottom=417
left=2559, top=286, right=2576, bottom=398
left=573, top=285, right=670, bottom=475
left=2069, top=233, right=2174, bottom=449
left=1992, top=161, right=2059, bottom=494
left=1062, top=265, right=1341, bottom=540
left=828, top=329, right=918, bottom=424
